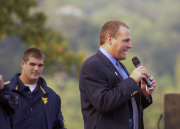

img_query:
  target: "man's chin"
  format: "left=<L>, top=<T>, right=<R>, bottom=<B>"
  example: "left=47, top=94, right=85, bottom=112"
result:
left=31, top=76, right=40, bottom=81
left=119, top=56, right=126, bottom=60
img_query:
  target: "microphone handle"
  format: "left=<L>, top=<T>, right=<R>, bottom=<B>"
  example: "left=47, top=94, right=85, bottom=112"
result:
left=143, top=78, right=152, bottom=87
left=136, top=63, right=152, bottom=87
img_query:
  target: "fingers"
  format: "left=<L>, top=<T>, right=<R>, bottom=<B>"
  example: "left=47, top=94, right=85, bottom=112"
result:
left=130, top=66, right=150, bottom=83
left=137, top=66, right=150, bottom=79
left=0, top=75, right=4, bottom=90
left=149, top=76, right=156, bottom=88
left=0, top=75, right=3, bottom=82
left=149, top=76, right=155, bottom=82
left=141, top=75, right=156, bottom=97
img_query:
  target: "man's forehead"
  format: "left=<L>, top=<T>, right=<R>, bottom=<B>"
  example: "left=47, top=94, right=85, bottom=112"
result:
left=118, top=27, right=131, bottom=37
left=27, top=57, right=44, bottom=64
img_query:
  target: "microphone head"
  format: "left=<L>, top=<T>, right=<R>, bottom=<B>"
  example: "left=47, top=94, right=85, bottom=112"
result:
left=132, top=57, right=141, bottom=67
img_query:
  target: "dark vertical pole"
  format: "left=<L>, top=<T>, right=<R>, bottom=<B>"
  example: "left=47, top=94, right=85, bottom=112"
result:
left=139, top=82, right=141, bottom=129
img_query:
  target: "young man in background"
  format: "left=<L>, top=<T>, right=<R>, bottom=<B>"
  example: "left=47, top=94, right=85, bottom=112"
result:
left=5, top=48, right=66, bottom=129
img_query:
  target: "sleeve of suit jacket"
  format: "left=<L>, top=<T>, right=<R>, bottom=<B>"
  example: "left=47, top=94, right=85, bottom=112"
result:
left=79, top=59, right=142, bottom=114
left=141, top=94, right=152, bottom=109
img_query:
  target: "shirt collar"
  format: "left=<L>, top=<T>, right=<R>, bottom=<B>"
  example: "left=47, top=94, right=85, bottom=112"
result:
left=17, top=74, right=39, bottom=92
left=99, top=46, right=118, bottom=66
left=16, top=74, right=27, bottom=92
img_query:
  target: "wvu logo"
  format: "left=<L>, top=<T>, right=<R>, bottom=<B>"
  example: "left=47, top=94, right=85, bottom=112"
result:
left=41, top=96, right=48, bottom=104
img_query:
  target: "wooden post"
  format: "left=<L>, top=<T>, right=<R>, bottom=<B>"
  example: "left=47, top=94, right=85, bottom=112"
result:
left=164, top=94, right=180, bottom=129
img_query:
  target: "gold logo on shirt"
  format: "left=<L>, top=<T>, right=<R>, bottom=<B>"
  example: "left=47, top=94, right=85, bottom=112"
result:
left=16, top=95, right=18, bottom=100
left=41, top=96, right=48, bottom=104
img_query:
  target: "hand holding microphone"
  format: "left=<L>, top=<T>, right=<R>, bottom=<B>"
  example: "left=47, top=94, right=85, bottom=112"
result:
left=130, top=57, right=152, bottom=87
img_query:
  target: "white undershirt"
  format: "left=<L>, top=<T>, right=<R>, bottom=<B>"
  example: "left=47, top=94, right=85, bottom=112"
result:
left=24, top=84, right=37, bottom=92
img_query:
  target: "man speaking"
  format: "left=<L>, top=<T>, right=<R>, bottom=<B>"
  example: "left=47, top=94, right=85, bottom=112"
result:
left=79, top=20, right=156, bottom=129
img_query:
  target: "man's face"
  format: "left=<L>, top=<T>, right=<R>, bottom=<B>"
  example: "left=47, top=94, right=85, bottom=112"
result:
left=21, top=57, right=44, bottom=84
left=110, top=26, right=132, bottom=60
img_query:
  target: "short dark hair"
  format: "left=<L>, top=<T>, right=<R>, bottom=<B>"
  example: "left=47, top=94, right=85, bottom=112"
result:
left=23, top=48, right=45, bottom=62
left=99, top=20, right=129, bottom=45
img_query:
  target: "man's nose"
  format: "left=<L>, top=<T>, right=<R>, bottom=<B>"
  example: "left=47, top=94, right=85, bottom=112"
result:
left=128, top=42, right=132, bottom=48
left=34, top=65, right=39, bottom=70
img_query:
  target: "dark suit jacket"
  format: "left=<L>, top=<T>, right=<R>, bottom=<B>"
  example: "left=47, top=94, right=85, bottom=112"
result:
left=79, top=50, right=152, bottom=129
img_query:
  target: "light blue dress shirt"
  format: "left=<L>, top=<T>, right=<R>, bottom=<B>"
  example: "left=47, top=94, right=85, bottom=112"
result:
left=99, top=47, right=128, bottom=78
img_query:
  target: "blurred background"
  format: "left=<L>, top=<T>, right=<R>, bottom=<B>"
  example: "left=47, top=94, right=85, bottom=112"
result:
left=1, top=0, right=180, bottom=128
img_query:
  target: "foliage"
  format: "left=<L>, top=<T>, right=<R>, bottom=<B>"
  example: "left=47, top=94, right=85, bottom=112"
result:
left=1, top=0, right=180, bottom=129
left=0, top=0, right=85, bottom=76
left=40, top=0, right=180, bottom=78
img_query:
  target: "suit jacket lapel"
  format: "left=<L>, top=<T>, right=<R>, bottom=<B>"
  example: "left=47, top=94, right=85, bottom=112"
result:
left=96, top=50, right=124, bottom=81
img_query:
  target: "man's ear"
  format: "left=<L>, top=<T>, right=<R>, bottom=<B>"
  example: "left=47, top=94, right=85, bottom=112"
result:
left=21, top=60, right=25, bottom=68
left=107, top=35, right=113, bottom=45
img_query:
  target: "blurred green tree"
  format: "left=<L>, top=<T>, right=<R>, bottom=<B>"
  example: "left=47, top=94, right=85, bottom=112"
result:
left=0, top=0, right=84, bottom=75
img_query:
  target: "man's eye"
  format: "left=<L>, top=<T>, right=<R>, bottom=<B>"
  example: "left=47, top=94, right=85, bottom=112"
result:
left=124, top=40, right=129, bottom=42
left=30, top=63, right=35, bottom=66
left=39, top=65, right=43, bottom=67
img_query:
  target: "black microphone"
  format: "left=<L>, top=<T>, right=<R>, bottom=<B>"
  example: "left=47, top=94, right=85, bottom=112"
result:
left=132, top=57, right=152, bottom=87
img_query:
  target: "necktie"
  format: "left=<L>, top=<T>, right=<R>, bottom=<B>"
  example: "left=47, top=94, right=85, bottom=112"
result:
left=116, top=61, right=138, bottom=129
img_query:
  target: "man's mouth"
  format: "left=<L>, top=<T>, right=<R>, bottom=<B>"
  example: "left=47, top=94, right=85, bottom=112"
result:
left=32, top=73, right=39, bottom=75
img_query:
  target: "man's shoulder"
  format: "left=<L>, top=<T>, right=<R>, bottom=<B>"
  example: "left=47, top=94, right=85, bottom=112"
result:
left=44, top=86, right=60, bottom=97
left=85, top=53, right=98, bottom=61
left=3, top=81, right=14, bottom=89
left=82, top=51, right=104, bottom=66
left=38, top=77, right=59, bottom=96
left=44, top=86, right=62, bottom=103
left=4, top=81, right=10, bottom=85
left=46, top=86, right=56, bottom=93
left=3, top=73, right=20, bottom=88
